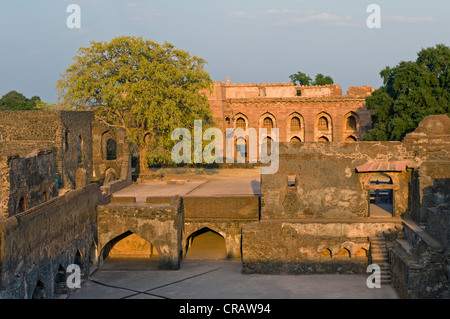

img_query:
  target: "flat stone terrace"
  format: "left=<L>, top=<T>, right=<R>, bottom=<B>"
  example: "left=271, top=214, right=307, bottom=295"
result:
left=111, top=178, right=261, bottom=202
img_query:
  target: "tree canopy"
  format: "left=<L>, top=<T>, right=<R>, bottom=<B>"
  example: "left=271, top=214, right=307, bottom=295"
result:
left=0, top=90, right=42, bottom=110
left=289, top=72, right=334, bottom=86
left=364, top=44, right=450, bottom=141
left=56, top=36, right=214, bottom=166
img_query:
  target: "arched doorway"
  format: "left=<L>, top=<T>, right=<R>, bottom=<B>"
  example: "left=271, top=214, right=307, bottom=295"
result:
left=100, top=231, right=160, bottom=270
left=32, top=281, right=46, bottom=299
left=369, top=173, right=394, bottom=217
left=185, top=228, right=227, bottom=260
left=54, top=265, right=67, bottom=295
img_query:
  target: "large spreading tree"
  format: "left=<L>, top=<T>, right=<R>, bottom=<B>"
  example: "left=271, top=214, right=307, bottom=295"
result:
left=56, top=36, right=214, bottom=166
left=364, top=44, right=450, bottom=141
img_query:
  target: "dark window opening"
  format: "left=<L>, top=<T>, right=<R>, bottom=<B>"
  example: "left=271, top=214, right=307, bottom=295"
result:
left=106, top=139, right=117, bottom=161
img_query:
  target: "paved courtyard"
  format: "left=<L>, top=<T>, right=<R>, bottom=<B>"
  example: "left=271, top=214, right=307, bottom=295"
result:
left=69, top=260, right=399, bottom=299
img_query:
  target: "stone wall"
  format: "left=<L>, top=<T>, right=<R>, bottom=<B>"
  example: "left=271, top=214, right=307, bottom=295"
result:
left=242, top=219, right=401, bottom=274
left=97, top=196, right=183, bottom=270
left=206, top=81, right=372, bottom=143
left=261, top=142, right=414, bottom=219
left=386, top=115, right=450, bottom=299
left=4, top=150, right=58, bottom=218
left=91, top=121, right=132, bottom=184
left=0, top=111, right=94, bottom=190
left=0, top=183, right=101, bottom=299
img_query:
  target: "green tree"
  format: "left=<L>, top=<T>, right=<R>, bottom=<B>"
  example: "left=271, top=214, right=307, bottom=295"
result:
left=0, top=90, right=42, bottom=110
left=364, top=44, right=450, bottom=141
left=312, top=73, right=334, bottom=86
left=289, top=72, right=334, bottom=86
left=289, top=72, right=312, bottom=86
left=56, top=36, right=214, bottom=166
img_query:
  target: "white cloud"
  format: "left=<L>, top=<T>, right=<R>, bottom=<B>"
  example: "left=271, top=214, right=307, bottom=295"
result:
left=227, top=11, right=253, bottom=19
left=274, top=12, right=354, bottom=26
left=264, top=9, right=300, bottom=15
left=386, top=15, right=435, bottom=23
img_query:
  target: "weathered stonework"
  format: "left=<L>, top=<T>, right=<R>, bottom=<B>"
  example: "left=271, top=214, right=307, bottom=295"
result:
left=97, top=196, right=183, bottom=270
left=206, top=81, right=373, bottom=143
left=0, top=183, right=100, bottom=299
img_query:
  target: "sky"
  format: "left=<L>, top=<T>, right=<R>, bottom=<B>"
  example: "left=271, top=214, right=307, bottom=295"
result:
left=0, top=0, right=449, bottom=104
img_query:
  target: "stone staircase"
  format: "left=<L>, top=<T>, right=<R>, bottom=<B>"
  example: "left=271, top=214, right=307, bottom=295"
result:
left=369, top=234, right=391, bottom=285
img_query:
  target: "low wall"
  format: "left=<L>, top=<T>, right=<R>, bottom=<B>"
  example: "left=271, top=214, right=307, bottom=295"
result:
left=242, top=219, right=402, bottom=274
left=97, top=196, right=183, bottom=270
left=0, top=183, right=101, bottom=299
left=184, top=196, right=259, bottom=220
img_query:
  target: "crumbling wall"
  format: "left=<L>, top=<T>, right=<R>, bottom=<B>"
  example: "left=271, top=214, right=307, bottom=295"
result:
left=387, top=114, right=450, bottom=299
left=97, top=196, right=183, bottom=270
left=0, top=183, right=101, bottom=299
left=0, top=111, right=94, bottom=190
left=6, top=150, right=58, bottom=217
left=261, top=142, right=413, bottom=219
left=91, top=120, right=132, bottom=185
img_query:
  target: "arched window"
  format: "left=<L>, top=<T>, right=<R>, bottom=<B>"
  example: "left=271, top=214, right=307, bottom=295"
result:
left=77, top=136, right=83, bottom=164
left=263, top=117, right=273, bottom=129
left=290, top=137, right=301, bottom=143
left=262, top=137, right=273, bottom=156
left=64, top=130, right=69, bottom=152
left=18, top=197, right=26, bottom=213
left=318, top=117, right=328, bottom=130
left=290, top=117, right=301, bottom=131
left=318, top=136, right=329, bottom=142
left=346, top=116, right=357, bottom=130
left=236, top=137, right=247, bottom=161
left=345, top=136, right=357, bottom=142
left=236, top=117, right=246, bottom=130
left=106, top=139, right=117, bottom=161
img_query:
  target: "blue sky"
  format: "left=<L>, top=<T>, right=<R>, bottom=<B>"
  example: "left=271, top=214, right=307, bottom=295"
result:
left=0, top=0, right=449, bottom=103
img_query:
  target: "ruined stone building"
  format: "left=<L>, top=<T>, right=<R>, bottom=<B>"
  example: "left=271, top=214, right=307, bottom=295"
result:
left=206, top=80, right=374, bottom=147
left=0, top=106, right=449, bottom=299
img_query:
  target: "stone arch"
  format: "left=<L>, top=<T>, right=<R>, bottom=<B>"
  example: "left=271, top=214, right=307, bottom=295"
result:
left=104, top=167, right=117, bottom=184
left=356, top=248, right=368, bottom=257
left=315, top=112, right=332, bottom=142
left=320, top=248, right=332, bottom=258
left=261, top=136, right=273, bottom=156
left=344, top=112, right=359, bottom=130
left=318, top=136, right=329, bottom=142
left=259, top=112, right=277, bottom=130
left=99, top=230, right=162, bottom=269
left=345, top=135, right=357, bottom=142
left=17, top=196, right=27, bottom=214
left=54, top=265, right=67, bottom=295
left=185, top=227, right=227, bottom=260
left=235, top=136, right=248, bottom=162
left=287, top=112, right=305, bottom=142
left=335, top=248, right=351, bottom=258
left=233, top=113, right=249, bottom=131
left=290, top=136, right=301, bottom=143
left=32, top=280, right=46, bottom=299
